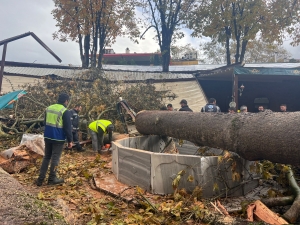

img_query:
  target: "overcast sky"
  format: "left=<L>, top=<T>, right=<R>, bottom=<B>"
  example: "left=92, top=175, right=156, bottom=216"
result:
left=0, top=0, right=299, bottom=66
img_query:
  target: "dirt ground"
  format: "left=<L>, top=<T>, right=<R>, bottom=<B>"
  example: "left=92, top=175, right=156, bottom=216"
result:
left=6, top=140, right=300, bottom=225
left=11, top=145, right=140, bottom=225
left=11, top=143, right=202, bottom=225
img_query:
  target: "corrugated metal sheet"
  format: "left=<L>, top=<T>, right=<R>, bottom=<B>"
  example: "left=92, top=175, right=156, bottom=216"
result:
left=102, top=64, right=224, bottom=71
left=154, top=81, right=207, bottom=111
left=4, top=66, right=83, bottom=78
left=4, top=66, right=194, bottom=80
left=4, top=63, right=300, bottom=79
left=2, top=75, right=37, bottom=94
left=103, top=71, right=194, bottom=81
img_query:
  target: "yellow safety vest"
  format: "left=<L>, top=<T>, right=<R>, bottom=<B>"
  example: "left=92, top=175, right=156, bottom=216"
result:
left=89, top=120, right=112, bottom=133
left=44, top=104, right=67, bottom=141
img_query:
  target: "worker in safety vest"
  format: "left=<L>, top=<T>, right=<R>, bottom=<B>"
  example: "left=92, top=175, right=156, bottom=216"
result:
left=36, top=93, right=73, bottom=186
left=88, top=119, right=114, bottom=154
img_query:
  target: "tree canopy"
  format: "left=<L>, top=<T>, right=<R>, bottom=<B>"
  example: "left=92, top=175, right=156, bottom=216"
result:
left=51, top=0, right=300, bottom=70
left=170, top=44, right=198, bottom=60
left=52, top=0, right=140, bottom=68
left=199, top=39, right=291, bottom=64
left=189, top=0, right=298, bottom=65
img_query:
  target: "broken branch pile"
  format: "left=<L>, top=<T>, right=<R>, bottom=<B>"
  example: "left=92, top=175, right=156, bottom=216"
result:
left=0, top=69, right=174, bottom=138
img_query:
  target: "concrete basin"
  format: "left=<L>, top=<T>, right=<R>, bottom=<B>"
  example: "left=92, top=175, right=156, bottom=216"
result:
left=111, top=135, right=259, bottom=197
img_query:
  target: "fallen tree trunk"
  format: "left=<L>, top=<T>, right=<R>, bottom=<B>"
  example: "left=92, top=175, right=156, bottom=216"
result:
left=282, top=169, right=300, bottom=223
left=135, top=111, right=300, bottom=166
left=0, top=167, right=67, bottom=224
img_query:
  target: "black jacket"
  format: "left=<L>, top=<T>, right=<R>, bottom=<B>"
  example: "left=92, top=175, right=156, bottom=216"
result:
left=201, top=104, right=221, bottom=112
left=70, top=109, right=80, bottom=131
left=179, top=105, right=193, bottom=112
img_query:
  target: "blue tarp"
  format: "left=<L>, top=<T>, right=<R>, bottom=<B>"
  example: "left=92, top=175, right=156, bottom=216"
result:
left=0, top=90, right=27, bottom=110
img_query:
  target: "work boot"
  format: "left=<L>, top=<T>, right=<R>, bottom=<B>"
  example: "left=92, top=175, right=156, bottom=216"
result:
left=36, top=179, right=43, bottom=187
left=47, top=177, right=64, bottom=185
left=77, top=147, right=86, bottom=152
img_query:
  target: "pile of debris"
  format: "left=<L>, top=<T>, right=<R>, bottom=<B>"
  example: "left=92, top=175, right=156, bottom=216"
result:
left=0, top=134, right=44, bottom=173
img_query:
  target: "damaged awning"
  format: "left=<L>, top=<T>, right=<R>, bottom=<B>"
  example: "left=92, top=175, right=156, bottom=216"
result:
left=0, top=90, right=27, bottom=110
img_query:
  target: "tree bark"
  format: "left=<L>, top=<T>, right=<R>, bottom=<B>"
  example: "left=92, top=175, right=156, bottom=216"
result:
left=240, top=39, right=248, bottom=64
left=282, top=169, right=300, bottom=223
left=225, top=27, right=231, bottom=65
left=135, top=111, right=300, bottom=166
left=0, top=167, right=67, bottom=224
left=83, top=34, right=90, bottom=68
left=161, top=40, right=171, bottom=72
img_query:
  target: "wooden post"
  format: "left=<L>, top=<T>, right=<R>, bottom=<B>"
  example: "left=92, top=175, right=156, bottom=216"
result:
left=0, top=43, right=8, bottom=94
left=233, top=74, right=239, bottom=110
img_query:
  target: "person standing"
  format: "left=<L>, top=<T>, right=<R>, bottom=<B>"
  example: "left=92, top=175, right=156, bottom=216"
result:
left=36, top=93, right=73, bottom=186
left=70, top=104, right=84, bottom=152
left=201, top=98, right=221, bottom=112
left=179, top=99, right=193, bottom=112
left=167, top=103, right=174, bottom=111
left=240, top=105, right=248, bottom=113
left=88, top=119, right=114, bottom=154
left=228, top=107, right=236, bottom=113
left=280, top=104, right=288, bottom=112
left=258, top=105, right=264, bottom=112
left=160, top=105, right=168, bottom=110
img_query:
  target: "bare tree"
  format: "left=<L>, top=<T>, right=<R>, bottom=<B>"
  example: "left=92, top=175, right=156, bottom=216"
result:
left=140, top=0, right=195, bottom=72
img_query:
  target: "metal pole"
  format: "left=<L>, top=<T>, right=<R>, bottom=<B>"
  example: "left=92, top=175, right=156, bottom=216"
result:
left=0, top=43, right=8, bottom=94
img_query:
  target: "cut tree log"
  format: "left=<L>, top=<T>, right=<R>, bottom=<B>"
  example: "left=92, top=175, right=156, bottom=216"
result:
left=247, top=200, right=288, bottom=224
left=0, top=167, right=67, bottom=224
left=135, top=110, right=300, bottom=166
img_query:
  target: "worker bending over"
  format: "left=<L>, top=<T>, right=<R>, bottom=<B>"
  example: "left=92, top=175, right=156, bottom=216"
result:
left=88, top=119, right=114, bottom=154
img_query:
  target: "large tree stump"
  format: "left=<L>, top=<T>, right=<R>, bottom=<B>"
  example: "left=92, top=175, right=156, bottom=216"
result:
left=135, top=111, right=300, bottom=166
left=0, top=167, right=67, bottom=224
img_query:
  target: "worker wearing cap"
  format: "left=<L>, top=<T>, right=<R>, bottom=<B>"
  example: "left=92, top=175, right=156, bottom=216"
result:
left=179, top=99, right=193, bottom=112
left=88, top=119, right=114, bottom=154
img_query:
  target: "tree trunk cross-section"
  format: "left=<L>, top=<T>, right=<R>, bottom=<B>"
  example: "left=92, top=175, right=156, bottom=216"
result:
left=135, top=111, right=300, bottom=166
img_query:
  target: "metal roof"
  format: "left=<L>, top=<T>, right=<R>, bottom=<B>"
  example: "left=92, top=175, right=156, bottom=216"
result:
left=244, top=63, right=300, bottom=68
left=4, top=66, right=194, bottom=81
left=102, top=64, right=224, bottom=72
left=103, top=71, right=194, bottom=81
left=98, top=63, right=300, bottom=71
left=4, top=66, right=85, bottom=78
left=4, top=63, right=300, bottom=80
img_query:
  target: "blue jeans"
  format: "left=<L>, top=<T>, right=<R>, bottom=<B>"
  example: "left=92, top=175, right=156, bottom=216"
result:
left=37, top=140, right=64, bottom=181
